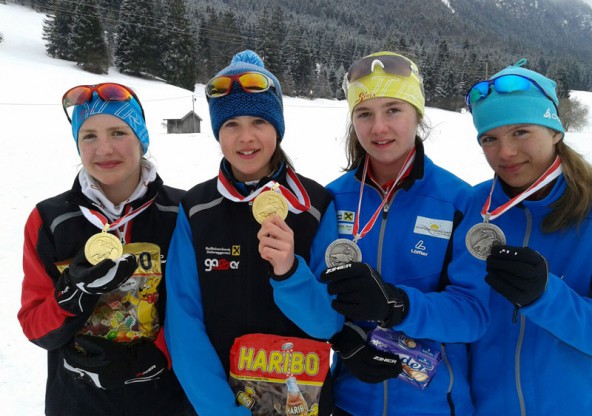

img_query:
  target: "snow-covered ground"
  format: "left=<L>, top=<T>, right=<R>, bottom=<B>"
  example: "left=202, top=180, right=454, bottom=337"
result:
left=1, top=3, right=591, bottom=415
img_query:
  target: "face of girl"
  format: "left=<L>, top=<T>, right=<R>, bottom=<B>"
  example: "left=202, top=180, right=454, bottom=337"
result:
left=352, top=97, right=419, bottom=184
left=77, top=114, right=143, bottom=204
left=479, top=124, right=562, bottom=194
left=219, top=116, right=277, bottom=182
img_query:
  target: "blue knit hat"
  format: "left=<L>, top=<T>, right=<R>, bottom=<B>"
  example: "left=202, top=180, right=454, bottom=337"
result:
left=470, top=59, right=564, bottom=142
left=207, top=50, right=284, bottom=141
left=71, top=92, right=149, bottom=154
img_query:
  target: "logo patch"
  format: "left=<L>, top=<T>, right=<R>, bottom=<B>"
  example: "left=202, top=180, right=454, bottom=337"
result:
left=410, top=240, right=428, bottom=257
left=232, top=245, right=241, bottom=256
left=337, top=210, right=355, bottom=222
left=338, top=223, right=354, bottom=235
left=204, top=258, right=240, bottom=272
left=413, top=216, right=453, bottom=240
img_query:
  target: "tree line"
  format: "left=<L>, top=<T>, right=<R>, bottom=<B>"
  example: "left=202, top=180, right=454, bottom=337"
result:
left=29, top=0, right=591, bottom=124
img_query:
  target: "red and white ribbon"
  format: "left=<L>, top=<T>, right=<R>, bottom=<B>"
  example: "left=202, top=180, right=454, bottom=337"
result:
left=217, top=166, right=311, bottom=214
left=481, top=156, right=562, bottom=222
left=352, top=148, right=416, bottom=242
left=79, top=196, right=156, bottom=232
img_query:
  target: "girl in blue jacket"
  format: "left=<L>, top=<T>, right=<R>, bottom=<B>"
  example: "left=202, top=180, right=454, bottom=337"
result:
left=466, top=60, right=592, bottom=414
left=317, top=52, right=490, bottom=415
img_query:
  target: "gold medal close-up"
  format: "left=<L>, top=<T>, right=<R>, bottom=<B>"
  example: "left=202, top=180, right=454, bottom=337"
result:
left=252, top=190, right=289, bottom=224
left=465, top=222, right=506, bottom=260
left=84, top=230, right=124, bottom=265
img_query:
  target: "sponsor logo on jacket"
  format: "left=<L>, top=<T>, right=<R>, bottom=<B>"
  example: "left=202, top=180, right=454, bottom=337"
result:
left=413, top=216, right=452, bottom=240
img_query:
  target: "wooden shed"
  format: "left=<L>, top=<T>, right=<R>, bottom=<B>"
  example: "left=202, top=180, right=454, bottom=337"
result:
left=163, top=111, right=202, bottom=134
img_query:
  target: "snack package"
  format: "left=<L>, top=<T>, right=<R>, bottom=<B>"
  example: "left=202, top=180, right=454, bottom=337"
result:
left=368, top=327, right=441, bottom=389
left=55, top=243, right=163, bottom=342
left=229, top=334, right=331, bottom=415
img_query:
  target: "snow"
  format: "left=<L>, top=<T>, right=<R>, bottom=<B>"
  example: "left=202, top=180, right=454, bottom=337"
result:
left=1, top=3, right=591, bottom=415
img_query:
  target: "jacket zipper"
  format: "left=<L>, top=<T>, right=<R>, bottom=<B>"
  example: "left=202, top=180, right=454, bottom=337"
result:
left=515, top=208, right=532, bottom=416
left=441, top=343, right=455, bottom=415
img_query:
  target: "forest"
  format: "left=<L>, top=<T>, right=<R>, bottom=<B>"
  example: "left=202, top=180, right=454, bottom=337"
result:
left=11, top=0, right=592, bottom=116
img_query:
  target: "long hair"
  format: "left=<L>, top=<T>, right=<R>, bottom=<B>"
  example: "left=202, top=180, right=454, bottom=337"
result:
left=343, top=114, right=429, bottom=171
left=544, top=141, right=592, bottom=232
left=271, top=136, right=294, bottom=172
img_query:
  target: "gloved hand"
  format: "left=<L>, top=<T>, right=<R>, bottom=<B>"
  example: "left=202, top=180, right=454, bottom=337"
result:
left=55, top=250, right=137, bottom=314
left=486, top=245, right=548, bottom=307
left=321, top=262, right=409, bottom=327
left=331, top=322, right=402, bottom=384
left=63, top=335, right=167, bottom=389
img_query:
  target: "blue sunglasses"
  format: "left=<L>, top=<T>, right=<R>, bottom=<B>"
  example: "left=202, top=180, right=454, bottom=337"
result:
left=465, top=74, right=559, bottom=113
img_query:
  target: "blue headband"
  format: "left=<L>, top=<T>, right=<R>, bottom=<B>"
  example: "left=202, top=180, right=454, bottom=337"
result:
left=71, top=92, right=149, bottom=154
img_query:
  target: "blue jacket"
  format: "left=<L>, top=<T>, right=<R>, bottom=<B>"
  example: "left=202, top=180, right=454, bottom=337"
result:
left=164, top=164, right=341, bottom=416
left=470, top=175, right=592, bottom=415
left=326, top=147, right=489, bottom=416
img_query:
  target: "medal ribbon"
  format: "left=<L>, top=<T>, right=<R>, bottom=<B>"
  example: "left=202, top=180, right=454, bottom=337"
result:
left=481, top=156, right=562, bottom=221
left=352, top=148, right=416, bottom=242
left=79, top=196, right=156, bottom=232
left=217, top=166, right=311, bottom=214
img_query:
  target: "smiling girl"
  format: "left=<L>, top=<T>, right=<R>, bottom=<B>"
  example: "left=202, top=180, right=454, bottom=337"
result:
left=18, top=83, right=189, bottom=415
left=318, top=52, right=489, bottom=415
left=164, top=50, right=340, bottom=415
left=466, top=60, right=592, bottom=414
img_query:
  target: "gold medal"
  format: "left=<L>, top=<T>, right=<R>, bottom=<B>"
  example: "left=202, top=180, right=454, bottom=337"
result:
left=325, top=238, right=363, bottom=267
left=84, top=229, right=124, bottom=265
left=465, top=222, right=506, bottom=260
left=252, top=191, right=289, bottom=224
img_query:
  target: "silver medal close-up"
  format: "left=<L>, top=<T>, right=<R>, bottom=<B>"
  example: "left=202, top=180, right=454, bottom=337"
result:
left=325, top=238, right=363, bottom=267
left=465, top=222, right=506, bottom=260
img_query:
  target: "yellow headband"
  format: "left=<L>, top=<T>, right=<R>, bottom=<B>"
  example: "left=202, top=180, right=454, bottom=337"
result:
left=345, top=52, right=425, bottom=116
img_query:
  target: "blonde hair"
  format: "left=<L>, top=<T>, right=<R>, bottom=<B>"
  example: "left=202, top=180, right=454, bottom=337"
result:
left=543, top=141, right=592, bottom=232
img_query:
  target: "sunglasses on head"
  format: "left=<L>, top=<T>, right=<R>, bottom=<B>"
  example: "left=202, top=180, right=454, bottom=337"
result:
left=346, top=54, right=414, bottom=84
left=62, top=82, right=145, bottom=123
left=465, top=74, right=559, bottom=113
left=206, top=72, right=276, bottom=99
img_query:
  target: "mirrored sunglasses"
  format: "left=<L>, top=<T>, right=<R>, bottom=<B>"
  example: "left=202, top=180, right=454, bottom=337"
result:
left=62, top=82, right=145, bottom=123
left=465, top=74, right=559, bottom=113
left=206, top=72, right=276, bottom=98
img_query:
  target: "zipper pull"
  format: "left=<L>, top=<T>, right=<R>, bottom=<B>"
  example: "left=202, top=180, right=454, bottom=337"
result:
left=512, top=306, right=519, bottom=323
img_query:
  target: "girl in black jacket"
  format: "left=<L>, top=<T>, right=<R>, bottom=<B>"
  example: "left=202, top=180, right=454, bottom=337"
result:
left=18, top=82, right=190, bottom=416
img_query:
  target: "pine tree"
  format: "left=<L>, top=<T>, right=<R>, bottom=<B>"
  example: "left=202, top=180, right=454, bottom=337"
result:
left=42, top=0, right=75, bottom=60
left=70, top=2, right=109, bottom=74
left=160, top=0, right=197, bottom=90
left=115, top=0, right=159, bottom=77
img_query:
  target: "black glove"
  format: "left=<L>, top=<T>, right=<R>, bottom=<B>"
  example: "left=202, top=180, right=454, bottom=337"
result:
left=63, top=335, right=167, bottom=389
left=321, top=262, right=409, bottom=327
left=55, top=250, right=137, bottom=314
left=486, top=245, right=548, bottom=307
left=331, top=322, right=402, bottom=383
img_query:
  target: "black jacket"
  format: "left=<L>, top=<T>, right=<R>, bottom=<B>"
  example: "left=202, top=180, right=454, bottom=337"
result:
left=18, top=174, right=190, bottom=416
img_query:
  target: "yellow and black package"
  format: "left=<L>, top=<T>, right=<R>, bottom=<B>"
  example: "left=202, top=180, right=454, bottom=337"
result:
left=229, top=334, right=331, bottom=416
left=78, top=242, right=162, bottom=342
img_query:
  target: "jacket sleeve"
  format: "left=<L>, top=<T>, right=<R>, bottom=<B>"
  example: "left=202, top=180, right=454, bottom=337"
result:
left=164, top=207, right=250, bottom=416
left=394, top=197, right=490, bottom=343
left=18, top=208, right=92, bottom=350
left=521, top=273, right=592, bottom=355
left=270, top=200, right=344, bottom=340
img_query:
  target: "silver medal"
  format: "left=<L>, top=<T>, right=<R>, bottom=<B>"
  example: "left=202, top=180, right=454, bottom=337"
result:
left=465, top=222, right=506, bottom=260
left=325, top=238, right=363, bottom=267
